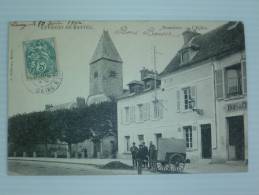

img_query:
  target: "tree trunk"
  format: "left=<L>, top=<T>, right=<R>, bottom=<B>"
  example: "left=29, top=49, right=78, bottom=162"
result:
left=44, top=142, right=48, bottom=157
left=68, top=143, right=72, bottom=157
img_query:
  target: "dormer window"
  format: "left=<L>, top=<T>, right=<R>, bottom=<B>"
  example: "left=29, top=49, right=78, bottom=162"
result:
left=180, top=46, right=199, bottom=65
left=181, top=49, right=190, bottom=64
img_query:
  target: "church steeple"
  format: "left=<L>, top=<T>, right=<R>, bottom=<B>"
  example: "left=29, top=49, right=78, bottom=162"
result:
left=87, top=30, right=123, bottom=105
left=90, top=30, right=122, bottom=64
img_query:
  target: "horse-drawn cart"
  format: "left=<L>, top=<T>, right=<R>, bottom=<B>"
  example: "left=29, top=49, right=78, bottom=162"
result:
left=151, top=138, right=187, bottom=173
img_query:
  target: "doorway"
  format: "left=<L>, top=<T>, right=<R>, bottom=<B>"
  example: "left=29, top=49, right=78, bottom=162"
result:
left=155, top=133, right=162, bottom=149
left=93, top=140, right=101, bottom=158
left=227, top=116, right=244, bottom=160
left=200, top=124, right=212, bottom=159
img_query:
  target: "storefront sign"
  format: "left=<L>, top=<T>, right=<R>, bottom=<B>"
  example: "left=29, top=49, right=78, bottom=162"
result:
left=226, top=101, right=247, bottom=112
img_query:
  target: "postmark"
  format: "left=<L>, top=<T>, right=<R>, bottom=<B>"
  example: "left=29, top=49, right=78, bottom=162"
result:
left=22, top=37, right=62, bottom=94
left=22, top=72, right=63, bottom=95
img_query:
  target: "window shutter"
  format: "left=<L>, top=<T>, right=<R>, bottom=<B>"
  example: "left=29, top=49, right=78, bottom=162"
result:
left=192, top=126, right=198, bottom=150
left=146, top=103, right=150, bottom=120
left=143, top=104, right=147, bottom=121
left=190, top=86, right=197, bottom=109
left=176, top=90, right=180, bottom=112
left=215, top=69, right=224, bottom=98
left=241, top=59, right=247, bottom=94
left=136, top=105, right=140, bottom=123
left=159, top=100, right=164, bottom=119
left=120, top=109, right=124, bottom=124
left=150, top=102, right=154, bottom=120
left=130, top=106, right=135, bottom=122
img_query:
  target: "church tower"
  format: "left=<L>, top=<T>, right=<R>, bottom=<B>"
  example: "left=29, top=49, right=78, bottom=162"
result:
left=87, top=30, right=123, bottom=105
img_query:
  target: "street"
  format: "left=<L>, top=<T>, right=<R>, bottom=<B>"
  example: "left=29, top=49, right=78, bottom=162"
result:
left=8, top=159, right=156, bottom=175
left=8, top=158, right=247, bottom=175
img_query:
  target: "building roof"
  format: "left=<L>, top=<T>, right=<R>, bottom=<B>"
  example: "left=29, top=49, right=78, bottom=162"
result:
left=160, top=22, right=245, bottom=76
left=48, top=102, right=77, bottom=111
left=142, top=74, right=160, bottom=81
left=90, top=30, right=123, bottom=64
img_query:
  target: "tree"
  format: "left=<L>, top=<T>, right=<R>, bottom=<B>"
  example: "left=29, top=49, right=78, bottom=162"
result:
left=8, top=100, right=118, bottom=157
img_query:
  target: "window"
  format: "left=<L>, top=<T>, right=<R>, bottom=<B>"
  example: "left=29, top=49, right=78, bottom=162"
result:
left=125, top=136, right=130, bottom=152
left=153, top=100, right=159, bottom=118
left=225, top=64, right=242, bottom=97
left=181, top=50, right=190, bottom=64
left=155, top=133, right=162, bottom=149
left=138, top=104, right=144, bottom=121
left=153, top=100, right=163, bottom=119
left=94, top=71, right=98, bottom=79
left=215, top=61, right=246, bottom=99
left=129, top=106, right=135, bottom=122
left=183, top=126, right=192, bottom=149
left=125, top=107, right=130, bottom=123
left=183, top=87, right=192, bottom=110
left=109, top=70, right=117, bottom=78
left=138, top=134, right=144, bottom=145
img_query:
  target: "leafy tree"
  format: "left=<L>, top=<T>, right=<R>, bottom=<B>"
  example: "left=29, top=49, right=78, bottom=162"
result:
left=8, top=100, right=118, bottom=157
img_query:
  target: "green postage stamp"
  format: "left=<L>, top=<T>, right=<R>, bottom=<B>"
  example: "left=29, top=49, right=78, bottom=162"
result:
left=23, top=38, right=58, bottom=79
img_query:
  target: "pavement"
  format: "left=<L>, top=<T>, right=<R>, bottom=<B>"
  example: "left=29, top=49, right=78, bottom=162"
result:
left=8, top=157, right=248, bottom=175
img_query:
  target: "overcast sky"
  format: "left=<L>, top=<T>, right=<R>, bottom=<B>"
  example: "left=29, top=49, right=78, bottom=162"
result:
left=8, top=21, right=225, bottom=116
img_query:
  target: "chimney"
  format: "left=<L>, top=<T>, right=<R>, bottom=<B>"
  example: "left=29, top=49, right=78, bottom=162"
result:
left=140, top=67, right=155, bottom=81
left=182, top=28, right=200, bottom=44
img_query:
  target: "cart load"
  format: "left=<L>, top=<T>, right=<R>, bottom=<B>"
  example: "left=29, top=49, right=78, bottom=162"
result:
left=152, top=137, right=187, bottom=173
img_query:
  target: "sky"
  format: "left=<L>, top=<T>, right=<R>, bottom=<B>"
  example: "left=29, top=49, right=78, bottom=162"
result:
left=8, top=21, right=225, bottom=116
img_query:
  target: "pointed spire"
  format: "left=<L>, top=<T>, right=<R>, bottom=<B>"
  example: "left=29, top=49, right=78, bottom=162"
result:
left=90, top=30, right=122, bottom=64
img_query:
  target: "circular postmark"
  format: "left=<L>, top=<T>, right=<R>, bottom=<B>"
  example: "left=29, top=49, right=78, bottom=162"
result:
left=22, top=72, right=63, bottom=95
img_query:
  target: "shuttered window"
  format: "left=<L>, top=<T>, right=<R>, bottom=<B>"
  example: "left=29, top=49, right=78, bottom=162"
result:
left=183, top=87, right=192, bottom=110
left=190, top=86, right=197, bottom=109
left=241, top=60, right=247, bottom=94
left=129, top=106, right=135, bottom=122
left=138, top=104, right=144, bottom=121
left=183, top=126, right=192, bottom=149
left=215, top=69, right=224, bottom=98
left=176, top=90, right=180, bottom=112
left=125, top=107, right=130, bottom=123
left=153, top=100, right=163, bottom=119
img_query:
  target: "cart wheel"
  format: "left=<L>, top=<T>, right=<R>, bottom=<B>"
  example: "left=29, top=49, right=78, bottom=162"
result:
left=156, top=162, right=163, bottom=172
left=169, top=155, right=185, bottom=173
left=157, top=162, right=168, bottom=172
left=151, top=161, right=157, bottom=172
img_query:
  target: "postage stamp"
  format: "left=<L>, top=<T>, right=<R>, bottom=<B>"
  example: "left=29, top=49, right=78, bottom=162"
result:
left=21, top=37, right=62, bottom=94
left=23, top=38, right=58, bottom=79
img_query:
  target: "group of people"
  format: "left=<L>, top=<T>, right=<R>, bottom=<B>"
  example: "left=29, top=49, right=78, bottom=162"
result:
left=130, top=141, right=157, bottom=169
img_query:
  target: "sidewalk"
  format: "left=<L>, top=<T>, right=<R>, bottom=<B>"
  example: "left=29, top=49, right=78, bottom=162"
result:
left=185, top=160, right=248, bottom=173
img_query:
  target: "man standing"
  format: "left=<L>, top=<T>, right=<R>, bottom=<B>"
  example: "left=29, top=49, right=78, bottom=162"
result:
left=142, top=142, right=149, bottom=168
left=136, top=144, right=144, bottom=174
left=148, top=141, right=157, bottom=169
left=130, top=142, right=138, bottom=168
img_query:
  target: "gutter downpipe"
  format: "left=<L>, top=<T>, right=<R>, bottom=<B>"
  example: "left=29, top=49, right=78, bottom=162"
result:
left=211, top=59, right=218, bottom=150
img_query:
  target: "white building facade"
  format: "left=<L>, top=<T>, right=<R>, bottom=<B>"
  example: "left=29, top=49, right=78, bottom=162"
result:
left=117, top=22, right=247, bottom=162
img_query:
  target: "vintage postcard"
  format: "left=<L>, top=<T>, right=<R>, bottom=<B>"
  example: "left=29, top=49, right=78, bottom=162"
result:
left=8, top=21, right=247, bottom=175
